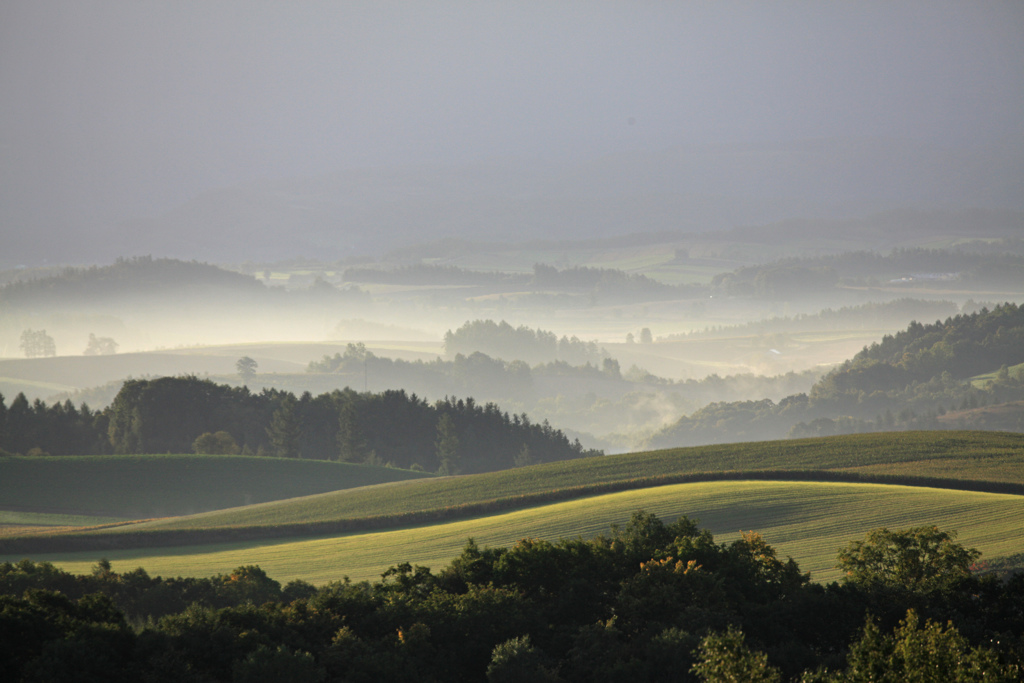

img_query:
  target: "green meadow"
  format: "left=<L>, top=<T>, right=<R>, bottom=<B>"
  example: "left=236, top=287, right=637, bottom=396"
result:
left=16, top=480, right=1023, bottom=585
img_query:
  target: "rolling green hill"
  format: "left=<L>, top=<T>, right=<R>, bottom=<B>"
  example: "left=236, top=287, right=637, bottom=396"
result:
left=12, top=480, right=1023, bottom=585
left=2, top=431, right=1020, bottom=558
left=111, top=430, right=1024, bottom=531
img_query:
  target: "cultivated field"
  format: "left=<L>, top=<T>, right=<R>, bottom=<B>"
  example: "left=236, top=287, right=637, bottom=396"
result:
left=13, top=481, right=1023, bottom=585
left=2, top=431, right=1021, bottom=585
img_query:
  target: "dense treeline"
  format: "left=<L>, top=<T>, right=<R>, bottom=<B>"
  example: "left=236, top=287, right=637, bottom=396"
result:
left=649, top=304, right=1024, bottom=448
left=0, top=393, right=111, bottom=457
left=833, top=303, right=1021, bottom=398
left=1, top=514, right=1020, bottom=681
left=444, top=319, right=605, bottom=365
left=0, top=378, right=599, bottom=472
left=821, top=302, right=1024, bottom=387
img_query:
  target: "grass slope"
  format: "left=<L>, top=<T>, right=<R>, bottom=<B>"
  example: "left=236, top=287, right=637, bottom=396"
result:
left=110, top=430, right=1024, bottom=532
left=0, top=454, right=432, bottom=519
left=14, top=481, right=1022, bottom=585
left=2, top=430, right=1020, bottom=560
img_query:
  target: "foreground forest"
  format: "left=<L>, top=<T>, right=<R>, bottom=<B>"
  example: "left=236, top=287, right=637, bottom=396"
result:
left=2, top=514, right=1021, bottom=681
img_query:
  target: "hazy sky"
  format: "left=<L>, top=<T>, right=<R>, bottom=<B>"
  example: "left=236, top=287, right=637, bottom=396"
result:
left=2, top=1, right=1023, bottom=253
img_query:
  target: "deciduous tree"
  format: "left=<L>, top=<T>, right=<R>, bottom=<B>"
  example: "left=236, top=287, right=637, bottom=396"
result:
left=691, top=626, right=781, bottom=683
left=236, top=356, right=258, bottom=384
left=837, top=526, right=980, bottom=594
left=192, top=431, right=240, bottom=455
left=19, top=329, right=56, bottom=358
left=83, top=333, right=118, bottom=355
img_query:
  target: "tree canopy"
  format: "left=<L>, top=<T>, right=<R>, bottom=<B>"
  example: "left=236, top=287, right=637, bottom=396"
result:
left=0, top=516, right=1019, bottom=681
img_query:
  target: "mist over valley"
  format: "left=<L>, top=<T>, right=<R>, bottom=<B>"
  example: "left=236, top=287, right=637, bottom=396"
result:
left=2, top=5, right=1024, bottom=677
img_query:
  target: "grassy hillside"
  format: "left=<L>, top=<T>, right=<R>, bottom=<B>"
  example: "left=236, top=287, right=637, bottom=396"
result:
left=15, top=480, right=1023, bottom=585
left=0, top=454, right=432, bottom=519
left=121, top=430, right=1024, bottom=531
left=2, top=431, right=1019, bottom=558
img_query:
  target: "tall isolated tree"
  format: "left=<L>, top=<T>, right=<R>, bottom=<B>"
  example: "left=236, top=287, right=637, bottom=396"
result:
left=236, top=356, right=258, bottom=384
left=19, top=329, right=56, bottom=358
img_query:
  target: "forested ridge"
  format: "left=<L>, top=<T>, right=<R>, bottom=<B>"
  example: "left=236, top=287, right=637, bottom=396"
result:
left=1, top=514, right=1021, bottom=681
left=0, top=377, right=598, bottom=473
left=826, top=302, right=1024, bottom=383
left=809, top=303, right=1024, bottom=409
left=649, top=304, right=1024, bottom=447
